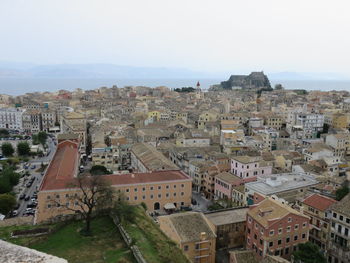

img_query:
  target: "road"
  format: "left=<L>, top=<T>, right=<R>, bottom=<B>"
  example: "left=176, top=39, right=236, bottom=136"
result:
left=15, top=137, right=56, bottom=217
left=191, top=192, right=213, bottom=212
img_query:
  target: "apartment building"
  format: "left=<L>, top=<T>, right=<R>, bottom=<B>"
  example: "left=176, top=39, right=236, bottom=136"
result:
left=265, top=116, right=284, bottom=130
left=159, top=212, right=216, bottom=263
left=327, top=193, right=350, bottom=263
left=41, top=108, right=57, bottom=132
left=246, top=197, right=310, bottom=260
left=326, top=134, right=350, bottom=157
left=60, top=111, right=87, bottom=152
left=214, top=172, right=256, bottom=200
left=22, top=109, right=42, bottom=133
left=300, top=194, right=336, bottom=251
left=231, top=155, right=273, bottom=179
left=36, top=140, right=192, bottom=223
left=0, top=107, right=24, bottom=131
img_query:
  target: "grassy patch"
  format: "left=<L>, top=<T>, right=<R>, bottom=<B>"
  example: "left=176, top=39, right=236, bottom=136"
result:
left=0, top=217, right=135, bottom=263
left=123, top=207, right=190, bottom=263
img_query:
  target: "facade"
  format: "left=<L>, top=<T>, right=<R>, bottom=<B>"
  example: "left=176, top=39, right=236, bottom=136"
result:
left=300, top=194, right=336, bottom=251
left=246, top=197, right=310, bottom=260
left=159, top=212, right=216, bottom=263
left=60, top=112, right=87, bottom=153
left=91, top=146, right=119, bottom=171
left=231, top=155, right=273, bottom=179
left=41, top=109, right=57, bottom=132
left=327, top=193, right=350, bottom=263
left=326, top=134, right=350, bottom=158
left=36, top=140, right=192, bottom=223
left=0, top=107, right=24, bottom=131
left=205, top=207, right=248, bottom=249
left=22, top=109, right=42, bottom=133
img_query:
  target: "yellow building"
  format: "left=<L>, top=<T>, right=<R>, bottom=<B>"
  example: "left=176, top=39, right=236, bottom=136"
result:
left=300, top=194, right=336, bottom=251
left=159, top=212, right=216, bottom=263
left=147, top=111, right=161, bottom=121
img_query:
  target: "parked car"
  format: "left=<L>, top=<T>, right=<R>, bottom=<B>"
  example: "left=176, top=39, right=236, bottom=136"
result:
left=26, top=182, right=32, bottom=188
left=12, top=210, right=18, bottom=216
left=19, top=194, right=26, bottom=200
left=24, top=196, right=30, bottom=201
left=31, top=165, right=36, bottom=169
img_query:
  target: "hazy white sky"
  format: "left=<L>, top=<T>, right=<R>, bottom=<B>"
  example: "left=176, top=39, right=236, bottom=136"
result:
left=1, top=0, right=350, bottom=74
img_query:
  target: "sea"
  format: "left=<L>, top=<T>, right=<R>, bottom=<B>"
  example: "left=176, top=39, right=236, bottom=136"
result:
left=0, top=78, right=349, bottom=96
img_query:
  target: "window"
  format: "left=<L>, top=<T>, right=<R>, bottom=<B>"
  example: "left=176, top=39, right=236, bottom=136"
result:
left=303, top=222, right=307, bottom=228
left=158, top=186, right=161, bottom=190
left=340, top=215, right=344, bottom=221
left=260, top=239, right=263, bottom=245
left=166, top=185, right=169, bottom=189
left=294, top=235, right=298, bottom=241
left=150, top=195, right=153, bottom=199
left=126, top=189, right=129, bottom=193
left=286, top=237, right=290, bottom=243
left=287, top=226, right=291, bottom=232
left=166, top=193, right=169, bottom=198
left=346, top=218, right=350, bottom=224
left=56, top=194, right=60, bottom=198
left=285, top=247, right=289, bottom=255
left=184, top=245, right=189, bottom=251
left=278, top=228, right=282, bottom=234
left=158, top=194, right=161, bottom=198
left=174, top=193, right=177, bottom=197
left=65, top=194, right=69, bottom=198
left=126, top=197, right=130, bottom=201
left=247, top=228, right=251, bottom=234
left=278, top=239, right=282, bottom=245
left=181, top=192, right=184, bottom=196
left=47, top=195, right=51, bottom=200
left=142, top=195, right=145, bottom=200
left=288, top=217, right=292, bottom=222
left=269, top=241, right=274, bottom=247
left=270, top=230, right=274, bottom=236
left=181, top=184, right=184, bottom=188
left=150, top=186, right=154, bottom=190
left=345, top=228, right=349, bottom=236
left=302, top=233, right=306, bottom=239
left=174, top=185, right=177, bottom=189
left=333, top=212, right=337, bottom=218
left=295, top=224, right=299, bottom=230
left=142, top=187, right=145, bottom=191
left=195, top=244, right=200, bottom=250
left=47, top=204, right=51, bottom=208
left=134, top=188, right=138, bottom=192
left=254, top=234, right=257, bottom=240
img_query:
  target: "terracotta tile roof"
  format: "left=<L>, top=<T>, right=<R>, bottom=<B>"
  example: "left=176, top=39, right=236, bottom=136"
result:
left=39, top=140, right=80, bottom=191
left=248, top=197, right=308, bottom=228
left=302, top=194, right=336, bottom=211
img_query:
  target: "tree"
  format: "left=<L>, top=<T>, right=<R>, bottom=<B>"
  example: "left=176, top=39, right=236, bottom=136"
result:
left=90, top=165, right=111, bottom=175
left=274, top=84, right=284, bottom=90
left=0, top=129, right=9, bottom=136
left=292, top=242, right=326, bottom=263
left=336, top=186, right=349, bottom=201
left=37, top=131, right=48, bottom=146
left=1, top=143, right=14, bottom=157
left=0, top=194, right=16, bottom=215
left=104, top=135, right=111, bottom=147
left=17, top=141, right=30, bottom=156
left=0, top=167, right=20, bottom=194
left=113, top=193, right=136, bottom=223
left=53, top=174, right=115, bottom=235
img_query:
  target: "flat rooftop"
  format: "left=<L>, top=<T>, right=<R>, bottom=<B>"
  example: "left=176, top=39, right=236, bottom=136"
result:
left=246, top=173, right=319, bottom=195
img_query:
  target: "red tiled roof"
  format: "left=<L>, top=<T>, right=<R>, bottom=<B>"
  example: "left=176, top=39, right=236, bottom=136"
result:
left=39, top=140, right=80, bottom=191
left=302, top=194, right=337, bottom=211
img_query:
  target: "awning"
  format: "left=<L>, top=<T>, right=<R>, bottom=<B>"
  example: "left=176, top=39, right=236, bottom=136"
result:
left=164, top=203, right=176, bottom=210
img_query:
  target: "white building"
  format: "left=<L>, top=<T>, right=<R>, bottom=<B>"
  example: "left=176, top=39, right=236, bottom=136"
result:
left=0, top=107, right=24, bottom=131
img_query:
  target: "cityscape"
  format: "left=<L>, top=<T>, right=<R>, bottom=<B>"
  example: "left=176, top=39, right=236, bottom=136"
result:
left=1, top=1, right=350, bottom=263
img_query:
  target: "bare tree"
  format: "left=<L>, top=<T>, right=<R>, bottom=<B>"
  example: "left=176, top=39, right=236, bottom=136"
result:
left=52, top=173, right=115, bottom=235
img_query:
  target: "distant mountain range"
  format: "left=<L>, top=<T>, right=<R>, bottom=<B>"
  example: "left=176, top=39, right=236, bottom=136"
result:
left=0, top=61, right=348, bottom=80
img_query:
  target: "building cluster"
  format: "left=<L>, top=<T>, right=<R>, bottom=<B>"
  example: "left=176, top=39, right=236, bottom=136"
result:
left=2, top=82, right=350, bottom=263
